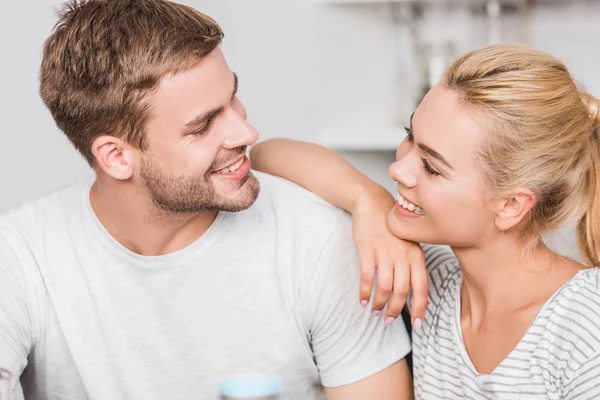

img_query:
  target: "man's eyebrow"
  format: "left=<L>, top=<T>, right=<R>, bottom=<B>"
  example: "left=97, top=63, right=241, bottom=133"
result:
left=231, top=72, right=238, bottom=101
left=181, top=72, right=239, bottom=132
left=409, top=112, right=455, bottom=171
left=182, top=107, right=223, bottom=131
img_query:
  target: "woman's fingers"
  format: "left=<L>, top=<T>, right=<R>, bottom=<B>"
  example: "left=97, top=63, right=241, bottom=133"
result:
left=358, top=246, right=376, bottom=306
left=384, top=261, right=410, bottom=324
left=409, top=252, right=428, bottom=329
left=371, top=254, right=393, bottom=315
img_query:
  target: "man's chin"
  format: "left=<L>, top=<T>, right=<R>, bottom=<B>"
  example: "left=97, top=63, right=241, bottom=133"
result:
left=213, top=173, right=260, bottom=212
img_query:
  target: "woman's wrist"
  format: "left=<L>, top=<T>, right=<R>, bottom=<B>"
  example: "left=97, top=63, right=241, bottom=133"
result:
left=351, top=182, right=395, bottom=218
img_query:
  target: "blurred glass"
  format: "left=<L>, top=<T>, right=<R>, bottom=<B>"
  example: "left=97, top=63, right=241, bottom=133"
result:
left=0, top=369, right=13, bottom=400
left=218, top=377, right=281, bottom=400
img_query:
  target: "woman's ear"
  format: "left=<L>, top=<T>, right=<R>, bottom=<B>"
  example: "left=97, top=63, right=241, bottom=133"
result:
left=492, top=189, right=537, bottom=232
left=91, top=135, right=135, bottom=180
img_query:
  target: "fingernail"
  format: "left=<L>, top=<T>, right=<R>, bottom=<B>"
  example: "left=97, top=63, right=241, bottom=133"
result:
left=385, top=317, right=395, bottom=326
left=372, top=310, right=381, bottom=317
left=413, top=318, right=423, bottom=330
left=361, top=300, right=368, bottom=307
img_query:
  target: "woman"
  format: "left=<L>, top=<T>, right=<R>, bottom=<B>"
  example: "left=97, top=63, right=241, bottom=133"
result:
left=251, top=44, right=600, bottom=398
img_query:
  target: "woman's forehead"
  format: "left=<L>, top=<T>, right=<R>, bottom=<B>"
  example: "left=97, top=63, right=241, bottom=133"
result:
left=413, top=85, right=483, bottom=165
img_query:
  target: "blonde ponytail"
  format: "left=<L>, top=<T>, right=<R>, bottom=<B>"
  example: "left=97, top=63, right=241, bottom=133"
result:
left=577, top=93, right=600, bottom=267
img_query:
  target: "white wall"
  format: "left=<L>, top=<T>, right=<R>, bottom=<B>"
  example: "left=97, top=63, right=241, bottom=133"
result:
left=0, top=1, right=93, bottom=213
left=189, top=0, right=322, bottom=145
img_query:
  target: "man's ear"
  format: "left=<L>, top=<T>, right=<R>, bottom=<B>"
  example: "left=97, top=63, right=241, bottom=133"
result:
left=91, top=135, right=135, bottom=180
left=492, top=189, right=537, bottom=232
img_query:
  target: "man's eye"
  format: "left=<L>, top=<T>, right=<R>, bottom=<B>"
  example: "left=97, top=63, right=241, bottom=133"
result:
left=192, top=118, right=214, bottom=136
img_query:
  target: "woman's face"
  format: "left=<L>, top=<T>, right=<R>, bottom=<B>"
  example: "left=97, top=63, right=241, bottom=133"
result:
left=387, top=84, right=496, bottom=247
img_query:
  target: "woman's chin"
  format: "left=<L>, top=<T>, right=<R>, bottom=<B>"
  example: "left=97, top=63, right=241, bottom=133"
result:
left=386, top=208, right=436, bottom=245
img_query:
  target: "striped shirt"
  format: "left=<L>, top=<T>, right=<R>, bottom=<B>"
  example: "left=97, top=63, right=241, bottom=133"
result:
left=410, top=245, right=600, bottom=400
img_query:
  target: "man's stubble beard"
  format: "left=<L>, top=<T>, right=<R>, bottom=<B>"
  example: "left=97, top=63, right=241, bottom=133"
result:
left=139, top=152, right=260, bottom=215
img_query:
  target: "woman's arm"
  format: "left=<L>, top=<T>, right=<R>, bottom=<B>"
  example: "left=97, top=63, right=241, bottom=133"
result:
left=250, top=138, right=428, bottom=326
left=250, top=138, right=390, bottom=213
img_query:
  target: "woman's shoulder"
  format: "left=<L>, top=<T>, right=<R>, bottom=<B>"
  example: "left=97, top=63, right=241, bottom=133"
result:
left=422, top=244, right=461, bottom=279
left=420, top=244, right=461, bottom=305
left=553, top=267, right=600, bottom=321
left=572, top=265, right=600, bottom=286
left=553, top=266, right=600, bottom=314
left=524, top=267, right=600, bottom=391
left=536, top=267, right=600, bottom=362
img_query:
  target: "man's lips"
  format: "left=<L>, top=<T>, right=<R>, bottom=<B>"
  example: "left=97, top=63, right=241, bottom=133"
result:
left=211, top=155, right=245, bottom=174
left=210, top=156, right=251, bottom=181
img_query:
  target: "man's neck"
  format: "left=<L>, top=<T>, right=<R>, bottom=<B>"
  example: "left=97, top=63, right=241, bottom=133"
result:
left=89, top=178, right=217, bottom=256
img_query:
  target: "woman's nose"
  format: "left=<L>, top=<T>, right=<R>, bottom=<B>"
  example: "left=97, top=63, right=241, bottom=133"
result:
left=388, top=160, right=417, bottom=188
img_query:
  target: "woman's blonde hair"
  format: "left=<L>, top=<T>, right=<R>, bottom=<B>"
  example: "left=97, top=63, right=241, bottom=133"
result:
left=441, top=44, right=600, bottom=267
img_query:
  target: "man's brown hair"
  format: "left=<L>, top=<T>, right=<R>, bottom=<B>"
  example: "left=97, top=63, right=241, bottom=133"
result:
left=40, top=0, right=224, bottom=165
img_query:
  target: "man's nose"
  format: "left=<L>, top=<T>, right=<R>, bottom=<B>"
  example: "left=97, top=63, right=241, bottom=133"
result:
left=221, top=107, right=259, bottom=149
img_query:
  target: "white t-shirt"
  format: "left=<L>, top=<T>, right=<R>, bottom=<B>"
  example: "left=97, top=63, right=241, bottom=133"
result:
left=411, top=245, right=600, bottom=399
left=0, top=172, right=410, bottom=400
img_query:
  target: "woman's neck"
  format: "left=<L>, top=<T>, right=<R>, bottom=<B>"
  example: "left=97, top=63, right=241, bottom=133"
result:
left=451, top=234, right=578, bottom=329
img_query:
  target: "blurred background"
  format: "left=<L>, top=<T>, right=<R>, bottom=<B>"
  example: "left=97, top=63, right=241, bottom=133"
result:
left=1, top=0, right=599, bottom=260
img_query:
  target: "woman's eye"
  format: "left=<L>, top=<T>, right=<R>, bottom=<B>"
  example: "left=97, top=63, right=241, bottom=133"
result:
left=404, top=126, right=441, bottom=177
left=421, top=158, right=441, bottom=176
left=404, top=126, right=414, bottom=143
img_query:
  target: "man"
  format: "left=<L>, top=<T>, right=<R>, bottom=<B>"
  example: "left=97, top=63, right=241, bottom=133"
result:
left=0, top=1, right=412, bottom=398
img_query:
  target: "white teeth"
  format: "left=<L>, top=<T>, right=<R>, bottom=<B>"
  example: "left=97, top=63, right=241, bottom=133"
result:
left=218, top=158, right=244, bottom=174
left=396, top=192, right=425, bottom=215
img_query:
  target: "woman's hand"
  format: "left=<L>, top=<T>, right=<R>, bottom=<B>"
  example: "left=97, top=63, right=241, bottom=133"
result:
left=352, top=190, right=428, bottom=328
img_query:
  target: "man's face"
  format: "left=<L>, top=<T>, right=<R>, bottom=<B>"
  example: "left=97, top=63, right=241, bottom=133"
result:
left=137, top=48, right=260, bottom=214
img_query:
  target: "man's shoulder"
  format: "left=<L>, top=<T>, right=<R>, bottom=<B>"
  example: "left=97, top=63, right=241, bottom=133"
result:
left=249, top=171, right=355, bottom=261
left=254, top=171, right=338, bottom=206
left=253, top=171, right=347, bottom=225
left=0, top=180, right=87, bottom=244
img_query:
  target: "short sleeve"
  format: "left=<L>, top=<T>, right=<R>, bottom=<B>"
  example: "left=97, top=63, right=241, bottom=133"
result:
left=303, top=213, right=411, bottom=387
left=563, top=352, right=600, bottom=399
left=0, top=219, right=38, bottom=394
